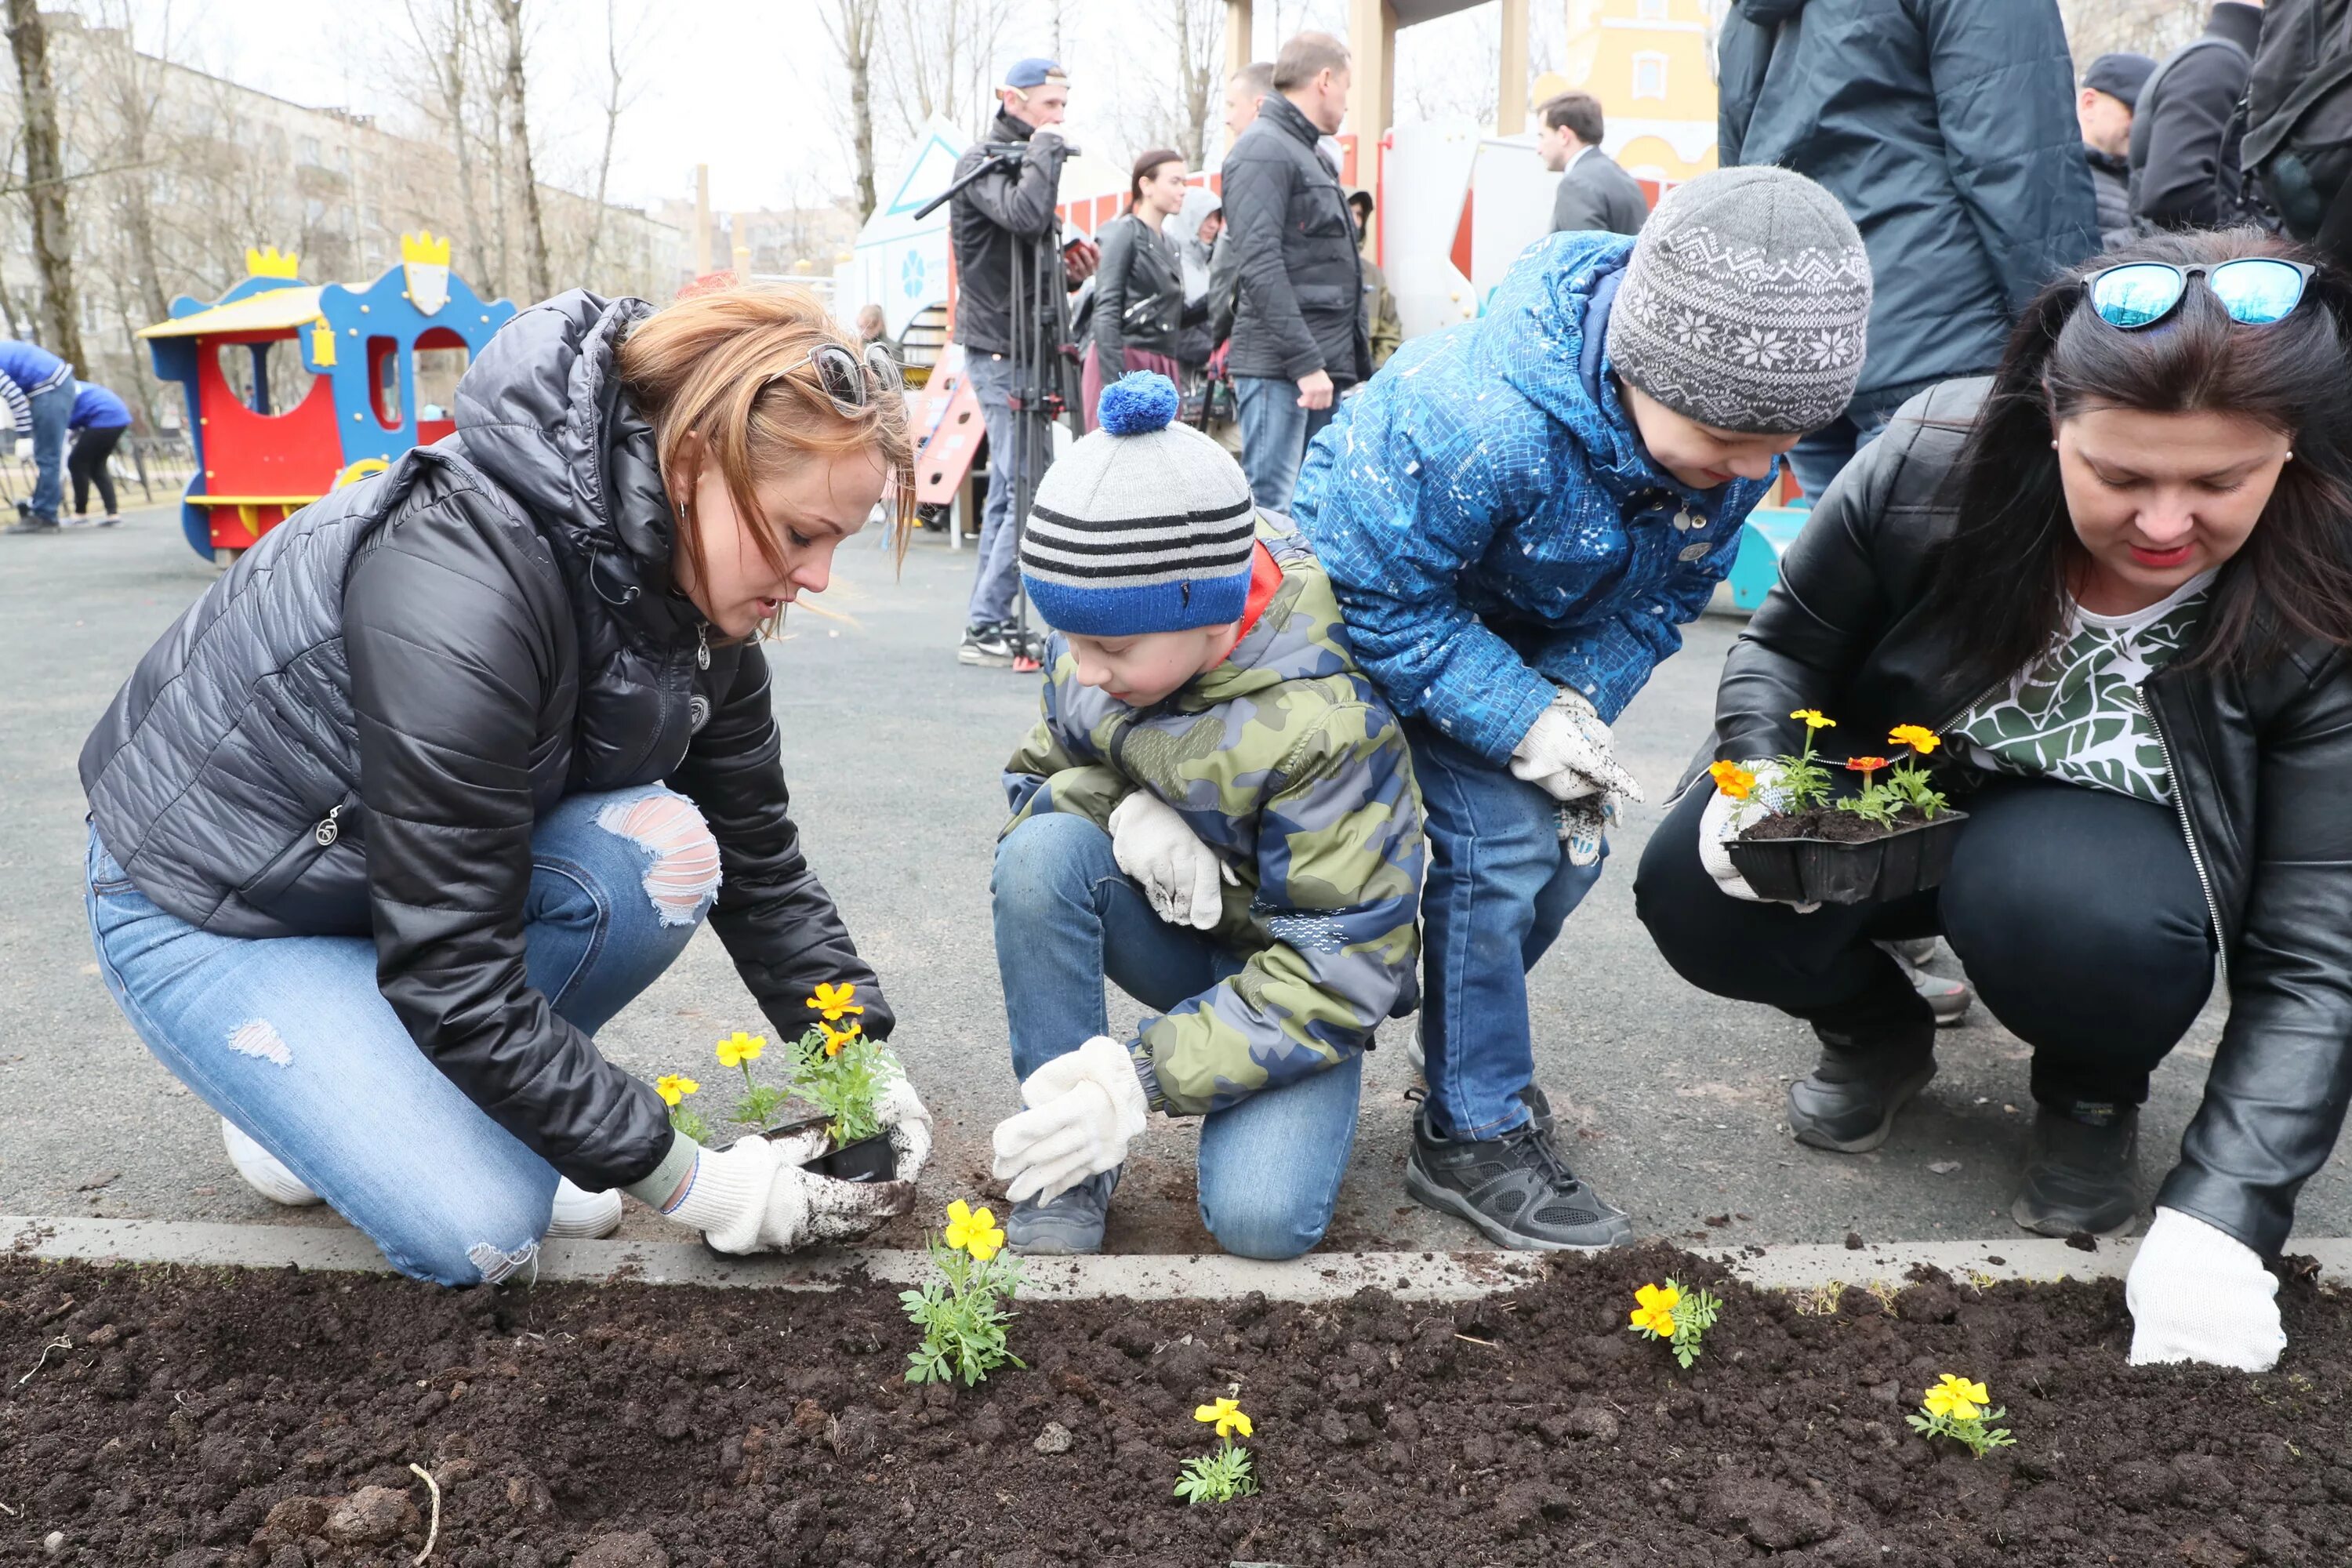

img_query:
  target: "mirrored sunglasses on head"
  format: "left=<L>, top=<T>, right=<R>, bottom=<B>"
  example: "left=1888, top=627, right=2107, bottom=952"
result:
left=767, top=342, right=903, bottom=416
left=2083, top=258, right=2317, bottom=331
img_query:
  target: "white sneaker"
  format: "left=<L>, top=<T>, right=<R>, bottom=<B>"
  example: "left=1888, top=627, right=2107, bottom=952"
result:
left=220, top=1117, right=322, bottom=1207
left=546, top=1178, right=622, bottom=1239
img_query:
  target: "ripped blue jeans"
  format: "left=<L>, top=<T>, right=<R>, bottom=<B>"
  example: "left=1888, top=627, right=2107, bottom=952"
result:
left=85, top=786, right=716, bottom=1285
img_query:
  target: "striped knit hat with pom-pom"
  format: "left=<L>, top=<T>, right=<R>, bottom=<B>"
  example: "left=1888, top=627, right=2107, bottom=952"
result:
left=1018, top=372, right=1258, bottom=635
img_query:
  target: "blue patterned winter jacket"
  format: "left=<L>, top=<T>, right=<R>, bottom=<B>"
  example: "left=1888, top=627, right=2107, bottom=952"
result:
left=1291, top=230, right=1773, bottom=764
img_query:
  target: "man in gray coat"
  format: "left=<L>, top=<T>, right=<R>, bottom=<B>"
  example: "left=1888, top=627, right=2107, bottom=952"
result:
left=1538, top=92, right=1647, bottom=236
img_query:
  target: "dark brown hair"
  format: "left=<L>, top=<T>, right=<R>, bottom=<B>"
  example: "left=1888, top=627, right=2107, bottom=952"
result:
left=1538, top=90, right=1605, bottom=146
left=1918, top=229, right=2352, bottom=695
left=1127, top=148, right=1184, bottom=212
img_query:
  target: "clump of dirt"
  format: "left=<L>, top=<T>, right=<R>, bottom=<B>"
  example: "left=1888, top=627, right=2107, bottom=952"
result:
left=4, top=1244, right=2347, bottom=1566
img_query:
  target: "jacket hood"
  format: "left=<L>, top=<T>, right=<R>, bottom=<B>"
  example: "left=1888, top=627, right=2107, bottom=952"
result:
left=454, top=289, right=692, bottom=638
left=1184, top=518, right=1355, bottom=707
left=1734, top=0, right=1809, bottom=20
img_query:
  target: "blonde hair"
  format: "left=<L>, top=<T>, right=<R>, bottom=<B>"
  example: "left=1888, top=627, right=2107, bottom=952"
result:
left=615, top=285, right=914, bottom=622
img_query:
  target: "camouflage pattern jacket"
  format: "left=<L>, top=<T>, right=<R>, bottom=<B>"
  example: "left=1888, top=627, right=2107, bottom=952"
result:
left=1003, top=519, right=1426, bottom=1116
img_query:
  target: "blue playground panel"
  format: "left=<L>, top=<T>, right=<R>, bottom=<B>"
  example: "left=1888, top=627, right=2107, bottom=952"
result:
left=1726, top=503, right=1812, bottom=612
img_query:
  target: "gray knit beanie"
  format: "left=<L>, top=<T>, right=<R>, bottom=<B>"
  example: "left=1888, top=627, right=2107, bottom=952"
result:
left=1604, top=165, right=1872, bottom=435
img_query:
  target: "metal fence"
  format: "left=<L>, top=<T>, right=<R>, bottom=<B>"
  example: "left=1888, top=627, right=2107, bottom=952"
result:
left=0, top=433, right=198, bottom=515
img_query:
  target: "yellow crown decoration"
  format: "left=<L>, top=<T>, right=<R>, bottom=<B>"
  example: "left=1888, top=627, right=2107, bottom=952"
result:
left=244, top=245, right=300, bottom=280
left=400, top=230, right=452, bottom=267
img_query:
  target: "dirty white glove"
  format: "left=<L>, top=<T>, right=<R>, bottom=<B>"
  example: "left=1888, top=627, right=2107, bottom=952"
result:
left=1697, top=758, right=1818, bottom=912
left=991, top=1035, right=1151, bottom=1204
left=1555, top=795, right=1616, bottom=869
left=2127, top=1206, right=2286, bottom=1372
left=662, top=1134, right=913, bottom=1254
left=1508, top=689, right=1644, bottom=804
left=1109, top=789, right=1236, bottom=931
left=874, top=1065, right=934, bottom=1181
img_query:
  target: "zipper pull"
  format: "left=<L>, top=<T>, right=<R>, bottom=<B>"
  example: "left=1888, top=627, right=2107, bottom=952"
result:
left=695, top=622, right=710, bottom=671
left=314, top=806, right=343, bottom=848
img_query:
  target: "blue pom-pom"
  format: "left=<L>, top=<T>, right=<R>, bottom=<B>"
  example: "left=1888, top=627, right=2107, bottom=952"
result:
left=1098, top=372, right=1179, bottom=436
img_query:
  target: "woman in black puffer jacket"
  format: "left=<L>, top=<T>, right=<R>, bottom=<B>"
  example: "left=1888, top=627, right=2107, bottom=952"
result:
left=79, top=286, right=932, bottom=1283
left=1637, top=231, right=2352, bottom=1372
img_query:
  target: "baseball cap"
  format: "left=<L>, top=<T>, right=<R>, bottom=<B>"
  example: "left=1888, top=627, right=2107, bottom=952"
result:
left=1004, top=57, right=1068, bottom=91
left=2082, top=53, right=2157, bottom=110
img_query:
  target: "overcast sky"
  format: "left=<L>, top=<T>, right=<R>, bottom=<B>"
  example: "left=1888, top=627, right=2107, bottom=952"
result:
left=117, top=0, right=1550, bottom=217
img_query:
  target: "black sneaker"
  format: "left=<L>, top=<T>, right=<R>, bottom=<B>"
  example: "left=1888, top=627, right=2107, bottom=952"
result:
left=1787, top=1022, right=1937, bottom=1153
left=1404, top=1087, right=1632, bottom=1250
left=4, top=516, right=59, bottom=535
left=2012, top=1104, right=2140, bottom=1237
left=958, top=622, right=1018, bottom=666
left=1006, top=1166, right=1120, bottom=1255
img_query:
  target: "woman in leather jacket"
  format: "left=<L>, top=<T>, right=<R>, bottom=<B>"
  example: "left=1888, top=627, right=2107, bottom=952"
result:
left=78, top=285, right=934, bottom=1283
left=1638, top=231, right=2352, bottom=1371
left=1083, top=148, right=1201, bottom=428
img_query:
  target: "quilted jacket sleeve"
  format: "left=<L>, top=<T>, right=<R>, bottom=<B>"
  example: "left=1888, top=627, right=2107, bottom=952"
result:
left=346, top=488, right=674, bottom=1191
left=667, top=643, right=895, bottom=1043
left=1002, top=651, right=1132, bottom=835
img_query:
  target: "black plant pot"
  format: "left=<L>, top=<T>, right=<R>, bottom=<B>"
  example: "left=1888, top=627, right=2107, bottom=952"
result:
left=812, top=1133, right=897, bottom=1185
left=1726, top=811, right=1969, bottom=906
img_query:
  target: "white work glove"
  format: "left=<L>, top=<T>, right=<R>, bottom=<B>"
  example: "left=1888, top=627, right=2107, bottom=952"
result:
left=662, top=1133, right=914, bottom=1254
left=1696, top=758, right=1817, bottom=912
left=2127, top=1206, right=2286, bottom=1372
left=1508, top=689, right=1645, bottom=805
left=991, top=1035, right=1150, bottom=1204
left=1555, top=795, right=1616, bottom=869
left=875, top=1065, right=934, bottom=1181
left=1109, top=790, right=1236, bottom=931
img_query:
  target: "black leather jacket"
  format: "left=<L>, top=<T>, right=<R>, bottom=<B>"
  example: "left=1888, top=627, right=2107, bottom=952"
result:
left=1091, top=212, right=1190, bottom=368
left=81, top=292, right=892, bottom=1190
left=1710, top=377, right=2352, bottom=1257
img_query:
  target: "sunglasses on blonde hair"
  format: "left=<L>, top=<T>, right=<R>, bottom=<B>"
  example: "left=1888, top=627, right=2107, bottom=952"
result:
left=765, top=342, right=903, bottom=419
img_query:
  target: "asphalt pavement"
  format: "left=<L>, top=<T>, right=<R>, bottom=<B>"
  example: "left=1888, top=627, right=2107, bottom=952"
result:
left=5, top=503, right=2335, bottom=1255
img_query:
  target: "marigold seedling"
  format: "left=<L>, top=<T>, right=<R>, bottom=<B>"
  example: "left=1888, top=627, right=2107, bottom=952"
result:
left=1905, top=1373, right=2015, bottom=1458
left=1628, top=1278, right=1722, bottom=1370
left=655, top=1073, right=709, bottom=1144
left=714, top=1030, right=789, bottom=1127
left=1175, top=1398, right=1259, bottom=1504
left=902, top=1200, right=1025, bottom=1385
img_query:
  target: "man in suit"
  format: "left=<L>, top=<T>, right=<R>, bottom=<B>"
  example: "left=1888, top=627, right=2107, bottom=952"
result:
left=1538, top=92, right=1647, bottom=236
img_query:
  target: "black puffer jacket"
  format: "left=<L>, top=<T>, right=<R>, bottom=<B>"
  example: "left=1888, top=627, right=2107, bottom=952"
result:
left=80, top=291, right=891, bottom=1189
left=1707, top=378, right=2352, bottom=1258
left=1218, top=93, right=1369, bottom=386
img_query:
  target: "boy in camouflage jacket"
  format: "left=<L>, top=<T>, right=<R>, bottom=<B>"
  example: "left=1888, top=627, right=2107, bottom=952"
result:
left=989, top=372, right=1425, bottom=1260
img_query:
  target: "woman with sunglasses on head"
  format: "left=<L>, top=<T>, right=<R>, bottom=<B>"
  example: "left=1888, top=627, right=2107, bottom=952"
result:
left=1636, top=232, right=2352, bottom=1371
left=79, top=286, right=934, bottom=1283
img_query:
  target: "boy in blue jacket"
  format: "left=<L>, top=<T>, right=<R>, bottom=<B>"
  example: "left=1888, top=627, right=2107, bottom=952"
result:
left=1291, top=166, right=1872, bottom=1248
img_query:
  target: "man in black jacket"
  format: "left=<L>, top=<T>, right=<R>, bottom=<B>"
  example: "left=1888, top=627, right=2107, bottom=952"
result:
left=2129, top=2, right=2263, bottom=233
left=1537, top=91, right=1647, bottom=236
left=1219, top=31, right=1369, bottom=513
left=950, top=56, right=1073, bottom=668
left=2081, top=52, right=2156, bottom=250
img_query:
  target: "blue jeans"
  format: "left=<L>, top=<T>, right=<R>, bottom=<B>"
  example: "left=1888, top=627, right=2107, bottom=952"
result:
left=991, top=811, right=1365, bottom=1259
left=85, top=786, right=712, bottom=1285
left=965, top=353, right=1031, bottom=628
left=1408, top=720, right=1609, bottom=1139
left=25, top=379, right=71, bottom=521
left=1234, top=374, right=1337, bottom=514
left=1786, top=405, right=1893, bottom=504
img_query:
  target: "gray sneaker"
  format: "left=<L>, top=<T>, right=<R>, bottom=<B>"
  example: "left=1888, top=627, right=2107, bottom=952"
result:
left=1404, top=1088, right=1632, bottom=1251
left=1878, top=938, right=1973, bottom=1026
left=1006, top=1166, right=1121, bottom=1255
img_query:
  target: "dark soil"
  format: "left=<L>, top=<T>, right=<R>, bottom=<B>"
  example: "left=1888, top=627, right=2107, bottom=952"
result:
left=5, top=1243, right=2349, bottom=1568
left=1740, top=805, right=1937, bottom=844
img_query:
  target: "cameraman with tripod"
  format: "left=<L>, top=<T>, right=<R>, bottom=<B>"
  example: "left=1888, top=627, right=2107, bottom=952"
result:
left=950, top=57, right=1083, bottom=669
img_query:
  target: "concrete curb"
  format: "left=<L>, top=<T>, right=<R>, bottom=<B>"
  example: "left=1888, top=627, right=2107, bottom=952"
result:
left=11, top=1216, right=2351, bottom=1299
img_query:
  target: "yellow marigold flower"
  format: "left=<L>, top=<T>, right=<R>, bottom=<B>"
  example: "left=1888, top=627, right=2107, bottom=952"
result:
left=1791, top=709, right=1836, bottom=731
left=942, top=1200, right=1005, bottom=1261
left=808, top=982, right=865, bottom=1022
left=1629, top=1281, right=1681, bottom=1337
left=714, top=1031, right=765, bottom=1069
left=1889, top=724, right=1941, bottom=755
left=1194, top=1397, right=1253, bottom=1439
left=1708, top=760, right=1755, bottom=801
left=655, top=1073, right=699, bottom=1106
left=1922, top=1374, right=1989, bottom=1421
left=819, top=1020, right=863, bottom=1058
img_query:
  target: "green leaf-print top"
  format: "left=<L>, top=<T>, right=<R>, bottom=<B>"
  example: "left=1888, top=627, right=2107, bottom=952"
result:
left=1955, top=570, right=2218, bottom=805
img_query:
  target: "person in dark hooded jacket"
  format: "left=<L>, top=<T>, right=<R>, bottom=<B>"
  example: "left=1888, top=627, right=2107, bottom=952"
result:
left=78, top=286, right=934, bottom=1284
left=1718, top=0, right=2098, bottom=502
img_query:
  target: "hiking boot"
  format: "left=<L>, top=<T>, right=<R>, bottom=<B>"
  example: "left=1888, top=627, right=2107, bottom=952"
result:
left=546, top=1178, right=624, bottom=1240
left=1787, top=1022, right=1938, bottom=1153
left=1007, top=1166, right=1120, bottom=1255
left=2012, top=1104, right=2141, bottom=1238
left=4, top=516, right=58, bottom=535
left=220, top=1117, right=322, bottom=1207
left=1878, top=938, right=1973, bottom=1026
left=1405, top=1087, right=1632, bottom=1251
left=958, top=622, right=1019, bottom=667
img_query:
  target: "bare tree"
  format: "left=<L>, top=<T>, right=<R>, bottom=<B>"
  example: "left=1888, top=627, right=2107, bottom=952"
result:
left=405, top=0, right=492, bottom=285
left=579, top=0, right=648, bottom=279
left=827, top=0, right=884, bottom=223
left=2059, top=0, right=2207, bottom=60
left=5, top=0, right=85, bottom=369
left=488, top=0, right=550, bottom=303
left=1166, top=0, right=1222, bottom=169
left=880, top=0, right=1013, bottom=139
